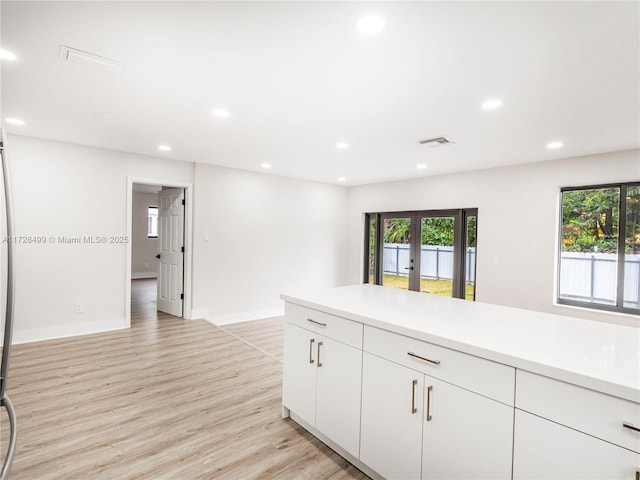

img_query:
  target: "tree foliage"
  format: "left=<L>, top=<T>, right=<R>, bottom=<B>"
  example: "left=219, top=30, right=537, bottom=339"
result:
left=381, top=216, right=476, bottom=247
left=562, top=188, right=619, bottom=253
left=626, top=186, right=640, bottom=254
left=421, top=218, right=454, bottom=246
left=562, top=186, right=640, bottom=254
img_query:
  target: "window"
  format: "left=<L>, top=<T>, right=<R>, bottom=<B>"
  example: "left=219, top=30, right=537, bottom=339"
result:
left=364, top=209, right=478, bottom=300
left=148, top=206, right=158, bottom=238
left=558, top=182, right=639, bottom=314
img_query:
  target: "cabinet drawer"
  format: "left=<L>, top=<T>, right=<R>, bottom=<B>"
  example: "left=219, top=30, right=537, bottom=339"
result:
left=516, top=370, right=640, bottom=453
left=364, top=325, right=515, bottom=405
left=514, top=409, right=640, bottom=480
left=285, top=303, right=363, bottom=349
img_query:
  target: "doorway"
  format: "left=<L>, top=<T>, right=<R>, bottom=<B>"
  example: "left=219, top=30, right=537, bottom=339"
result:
left=126, top=178, right=193, bottom=328
left=366, top=209, right=477, bottom=300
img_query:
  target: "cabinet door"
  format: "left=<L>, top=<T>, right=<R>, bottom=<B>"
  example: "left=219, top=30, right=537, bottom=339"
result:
left=360, top=352, right=424, bottom=480
left=315, top=336, right=363, bottom=458
left=282, top=323, right=317, bottom=426
left=514, top=409, right=640, bottom=479
left=422, top=376, right=513, bottom=479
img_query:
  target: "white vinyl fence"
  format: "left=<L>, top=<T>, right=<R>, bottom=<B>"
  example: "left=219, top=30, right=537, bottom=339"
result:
left=383, top=244, right=640, bottom=308
left=559, top=252, right=640, bottom=307
left=383, top=244, right=476, bottom=284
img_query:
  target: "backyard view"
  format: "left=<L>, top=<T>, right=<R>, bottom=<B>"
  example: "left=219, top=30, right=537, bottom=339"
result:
left=560, top=185, right=640, bottom=309
left=368, top=213, right=477, bottom=300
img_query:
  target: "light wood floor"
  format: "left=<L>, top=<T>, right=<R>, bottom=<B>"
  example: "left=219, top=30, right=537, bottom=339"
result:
left=0, top=279, right=369, bottom=479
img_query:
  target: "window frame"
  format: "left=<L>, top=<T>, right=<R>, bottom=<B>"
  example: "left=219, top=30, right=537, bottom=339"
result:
left=363, top=208, right=478, bottom=301
left=557, top=181, right=640, bottom=315
left=147, top=206, right=159, bottom=239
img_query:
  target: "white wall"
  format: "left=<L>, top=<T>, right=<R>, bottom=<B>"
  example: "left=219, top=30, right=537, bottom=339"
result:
left=131, top=191, right=158, bottom=278
left=192, top=163, right=349, bottom=324
left=347, top=149, right=640, bottom=327
left=8, top=135, right=194, bottom=343
left=4, top=133, right=637, bottom=345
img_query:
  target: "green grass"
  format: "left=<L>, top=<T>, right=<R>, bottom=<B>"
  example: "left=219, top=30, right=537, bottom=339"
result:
left=382, top=274, right=475, bottom=300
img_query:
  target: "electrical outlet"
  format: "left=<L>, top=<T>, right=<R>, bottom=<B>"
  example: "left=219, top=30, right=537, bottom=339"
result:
left=74, top=302, right=84, bottom=314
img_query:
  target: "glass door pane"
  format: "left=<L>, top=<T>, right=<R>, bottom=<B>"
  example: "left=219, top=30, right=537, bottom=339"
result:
left=368, top=216, right=377, bottom=284
left=382, top=217, right=412, bottom=290
left=419, top=217, right=455, bottom=296
left=624, top=186, right=640, bottom=309
left=465, top=215, right=477, bottom=300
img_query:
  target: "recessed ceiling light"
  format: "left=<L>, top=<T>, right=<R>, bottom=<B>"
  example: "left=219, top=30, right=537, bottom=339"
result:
left=416, top=164, right=427, bottom=170
left=5, top=118, right=25, bottom=126
left=158, top=145, right=172, bottom=151
left=482, top=99, right=503, bottom=110
left=212, top=108, right=230, bottom=118
left=357, top=16, right=385, bottom=34
left=336, top=142, right=349, bottom=149
left=337, top=177, right=347, bottom=182
left=261, top=163, right=272, bottom=169
left=546, top=141, right=564, bottom=149
left=0, top=49, right=16, bottom=61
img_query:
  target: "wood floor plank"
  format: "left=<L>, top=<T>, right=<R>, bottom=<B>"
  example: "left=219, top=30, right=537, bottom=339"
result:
left=0, top=279, right=370, bottom=479
left=221, top=317, right=285, bottom=361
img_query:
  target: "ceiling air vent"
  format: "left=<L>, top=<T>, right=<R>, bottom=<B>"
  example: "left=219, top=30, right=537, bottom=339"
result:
left=59, top=46, right=123, bottom=72
left=419, top=136, right=453, bottom=146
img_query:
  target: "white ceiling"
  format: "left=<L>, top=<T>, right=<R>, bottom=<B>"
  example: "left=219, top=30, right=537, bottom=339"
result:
left=1, top=1, right=639, bottom=186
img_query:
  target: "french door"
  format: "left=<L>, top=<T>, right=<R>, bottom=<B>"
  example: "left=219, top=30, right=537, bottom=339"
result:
left=365, top=209, right=477, bottom=300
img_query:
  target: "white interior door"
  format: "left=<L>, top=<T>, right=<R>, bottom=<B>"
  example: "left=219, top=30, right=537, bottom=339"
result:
left=157, top=188, right=184, bottom=317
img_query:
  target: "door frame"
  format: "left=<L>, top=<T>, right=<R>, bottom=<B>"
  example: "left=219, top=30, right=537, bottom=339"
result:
left=125, top=177, right=194, bottom=327
left=367, top=208, right=477, bottom=299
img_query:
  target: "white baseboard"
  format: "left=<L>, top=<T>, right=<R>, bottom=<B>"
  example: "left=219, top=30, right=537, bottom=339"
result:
left=131, top=272, right=158, bottom=279
left=9, top=317, right=128, bottom=345
left=189, top=307, right=210, bottom=320
left=207, top=305, right=285, bottom=326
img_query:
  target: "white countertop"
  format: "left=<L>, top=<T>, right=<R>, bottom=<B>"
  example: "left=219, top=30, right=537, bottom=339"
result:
left=281, top=284, right=640, bottom=403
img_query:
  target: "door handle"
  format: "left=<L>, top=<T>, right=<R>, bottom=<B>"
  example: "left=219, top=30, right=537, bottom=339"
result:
left=411, top=380, right=418, bottom=414
left=317, top=341, right=323, bottom=367
left=426, top=385, right=433, bottom=421
left=155, top=254, right=161, bottom=259
left=308, top=339, right=315, bottom=364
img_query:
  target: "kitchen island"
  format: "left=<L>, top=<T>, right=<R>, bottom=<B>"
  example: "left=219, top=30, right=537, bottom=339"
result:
left=281, top=284, right=640, bottom=480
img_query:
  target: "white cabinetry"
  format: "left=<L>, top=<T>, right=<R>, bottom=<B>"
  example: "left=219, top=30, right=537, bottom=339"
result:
left=514, top=410, right=640, bottom=480
left=360, top=352, right=424, bottom=480
left=282, top=304, right=363, bottom=458
left=360, top=326, right=515, bottom=480
left=422, top=376, right=513, bottom=480
left=514, top=370, right=640, bottom=480
left=281, top=285, right=640, bottom=480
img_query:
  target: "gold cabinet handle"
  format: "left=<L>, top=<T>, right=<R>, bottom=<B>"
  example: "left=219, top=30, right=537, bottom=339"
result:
left=636, top=468, right=640, bottom=480
left=307, top=318, right=327, bottom=327
left=407, top=351, right=441, bottom=365
left=317, top=341, right=323, bottom=367
left=411, top=380, right=418, bottom=414
left=308, top=338, right=315, bottom=364
left=426, top=385, right=433, bottom=421
left=623, top=422, right=640, bottom=433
